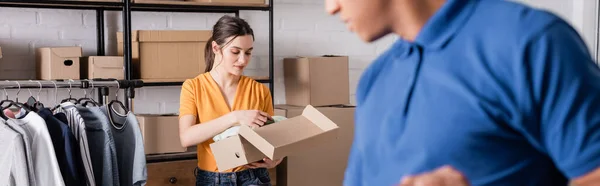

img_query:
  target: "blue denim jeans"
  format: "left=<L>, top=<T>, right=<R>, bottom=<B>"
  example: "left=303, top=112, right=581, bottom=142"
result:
left=195, top=167, right=271, bottom=186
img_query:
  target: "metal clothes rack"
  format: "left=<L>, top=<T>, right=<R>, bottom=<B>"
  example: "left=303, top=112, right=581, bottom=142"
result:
left=0, top=0, right=276, bottom=109
left=0, top=80, right=144, bottom=108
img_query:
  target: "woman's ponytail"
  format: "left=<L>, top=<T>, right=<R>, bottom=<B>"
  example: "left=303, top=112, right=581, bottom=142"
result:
left=204, top=36, right=215, bottom=72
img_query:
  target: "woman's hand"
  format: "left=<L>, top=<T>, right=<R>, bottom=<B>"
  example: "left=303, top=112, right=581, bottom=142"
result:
left=229, top=110, right=271, bottom=129
left=399, top=166, right=469, bottom=186
left=245, top=158, right=283, bottom=169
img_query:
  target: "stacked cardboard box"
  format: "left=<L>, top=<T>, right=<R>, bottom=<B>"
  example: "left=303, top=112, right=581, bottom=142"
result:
left=137, top=115, right=187, bottom=154
left=117, top=30, right=211, bottom=82
left=36, top=47, right=82, bottom=80
left=187, top=0, right=265, bottom=4
left=81, top=56, right=125, bottom=79
left=277, top=55, right=354, bottom=186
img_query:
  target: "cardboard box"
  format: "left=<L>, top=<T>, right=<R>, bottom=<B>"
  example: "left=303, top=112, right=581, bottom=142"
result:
left=210, top=105, right=339, bottom=171
left=36, top=47, right=82, bottom=80
left=81, top=56, right=124, bottom=79
left=284, top=56, right=350, bottom=107
left=274, top=105, right=355, bottom=186
left=137, top=115, right=187, bottom=154
left=205, top=0, right=265, bottom=4
left=117, top=30, right=211, bottom=82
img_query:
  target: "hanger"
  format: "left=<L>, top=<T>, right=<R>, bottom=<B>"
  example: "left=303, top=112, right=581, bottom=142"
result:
left=0, top=84, right=12, bottom=120
left=50, top=81, right=60, bottom=112
left=33, top=81, right=45, bottom=111
left=0, top=81, right=31, bottom=120
left=60, top=80, right=78, bottom=104
left=24, top=80, right=44, bottom=112
left=108, top=80, right=128, bottom=114
left=77, top=80, right=98, bottom=107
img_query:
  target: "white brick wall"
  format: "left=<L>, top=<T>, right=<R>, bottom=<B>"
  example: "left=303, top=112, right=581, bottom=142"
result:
left=0, top=0, right=597, bottom=115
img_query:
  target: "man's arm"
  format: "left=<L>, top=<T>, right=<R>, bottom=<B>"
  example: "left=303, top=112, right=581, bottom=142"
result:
left=524, top=19, right=600, bottom=182
left=572, top=169, right=600, bottom=186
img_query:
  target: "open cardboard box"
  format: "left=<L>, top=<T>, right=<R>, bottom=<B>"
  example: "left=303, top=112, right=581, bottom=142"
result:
left=211, top=105, right=339, bottom=171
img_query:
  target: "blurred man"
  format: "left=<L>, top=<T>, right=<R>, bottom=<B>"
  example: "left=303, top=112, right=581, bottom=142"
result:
left=326, top=0, right=600, bottom=185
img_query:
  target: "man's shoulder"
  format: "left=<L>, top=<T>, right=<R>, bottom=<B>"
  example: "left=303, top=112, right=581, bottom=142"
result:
left=471, top=0, right=566, bottom=41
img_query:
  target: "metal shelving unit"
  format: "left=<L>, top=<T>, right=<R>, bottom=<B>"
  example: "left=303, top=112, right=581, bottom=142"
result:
left=0, top=0, right=276, bottom=108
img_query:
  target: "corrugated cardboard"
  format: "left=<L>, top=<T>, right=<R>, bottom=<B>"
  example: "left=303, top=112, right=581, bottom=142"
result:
left=204, top=0, right=265, bottom=4
left=36, top=47, right=82, bottom=80
left=284, top=56, right=350, bottom=107
left=117, top=30, right=210, bottom=81
left=137, top=115, right=187, bottom=154
left=274, top=105, right=355, bottom=186
left=210, top=135, right=267, bottom=172
left=211, top=105, right=340, bottom=171
left=81, top=56, right=124, bottom=79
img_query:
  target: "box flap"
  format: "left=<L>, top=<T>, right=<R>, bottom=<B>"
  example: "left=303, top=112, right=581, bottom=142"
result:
left=239, top=105, right=339, bottom=159
left=49, top=47, right=82, bottom=58
left=239, top=126, right=275, bottom=158
left=138, top=30, right=212, bottom=42
left=301, top=105, right=338, bottom=131
left=89, top=56, right=124, bottom=68
left=116, top=31, right=139, bottom=42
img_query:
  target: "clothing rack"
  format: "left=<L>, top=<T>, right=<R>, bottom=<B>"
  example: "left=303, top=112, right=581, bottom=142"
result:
left=0, top=80, right=143, bottom=110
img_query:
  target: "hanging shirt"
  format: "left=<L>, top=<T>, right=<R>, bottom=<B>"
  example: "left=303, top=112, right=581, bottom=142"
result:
left=7, top=112, right=65, bottom=186
left=179, top=73, right=274, bottom=172
left=77, top=106, right=119, bottom=186
left=0, top=121, right=30, bottom=186
left=101, top=106, right=147, bottom=186
left=56, top=102, right=96, bottom=186
left=345, top=0, right=600, bottom=185
left=38, top=108, right=83, bottom=186
left=3, top=117, right=36, bottom=186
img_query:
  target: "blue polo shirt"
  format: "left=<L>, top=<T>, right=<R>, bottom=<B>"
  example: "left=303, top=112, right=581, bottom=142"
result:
left=345, top=0, right=600, bottom=185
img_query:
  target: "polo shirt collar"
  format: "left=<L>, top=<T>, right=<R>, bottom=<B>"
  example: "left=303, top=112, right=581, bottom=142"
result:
left=414, top=0, right=478, bottom=49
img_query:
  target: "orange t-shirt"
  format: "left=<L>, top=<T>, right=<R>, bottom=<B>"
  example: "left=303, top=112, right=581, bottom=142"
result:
left=179, top=73, right=274, bottom=172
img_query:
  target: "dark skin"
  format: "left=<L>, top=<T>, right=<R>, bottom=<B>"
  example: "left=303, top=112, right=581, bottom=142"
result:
left=326, top=0, right=600, bottom=185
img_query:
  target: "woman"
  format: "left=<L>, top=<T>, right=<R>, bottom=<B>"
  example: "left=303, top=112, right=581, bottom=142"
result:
left=178, top=15, right=281, bottom=186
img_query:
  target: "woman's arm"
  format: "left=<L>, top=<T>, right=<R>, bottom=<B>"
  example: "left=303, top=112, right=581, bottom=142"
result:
left=179, top=114, right=236, bottom=148
left=179, top=110, right=270, bottom=147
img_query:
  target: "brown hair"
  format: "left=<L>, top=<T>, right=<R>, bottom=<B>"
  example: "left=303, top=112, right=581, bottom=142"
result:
left=204, top=15, right=255, bottom=72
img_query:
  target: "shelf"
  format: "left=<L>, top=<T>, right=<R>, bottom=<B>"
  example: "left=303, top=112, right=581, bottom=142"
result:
left=0, top=0, right=270, bottom=12
left=146, top=152, right=197, bottom=163
left=0, top=0, right=123, bottom=10
left=132, top=1, right=269, bottom=12
left=142, top=76, right=271, bottom=87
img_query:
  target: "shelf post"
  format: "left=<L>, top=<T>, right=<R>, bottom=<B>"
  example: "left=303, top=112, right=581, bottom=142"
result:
left=268, top=0, right=274, bottom=104
left=123, top=0, right=133, bottom=110
left=96, top=8, right=106, bottom=104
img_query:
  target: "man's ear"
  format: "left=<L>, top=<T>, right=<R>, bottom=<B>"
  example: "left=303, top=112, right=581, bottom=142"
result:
left=212, top=41, right=220, bottom=54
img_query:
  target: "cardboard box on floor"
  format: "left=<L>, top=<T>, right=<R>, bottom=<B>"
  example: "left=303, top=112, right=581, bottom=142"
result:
left=36, top=47, right=82, bottom=80
left=210, top=105, right=339, bottom=172
left=117, top=30, right=210, bottom=82
left=81, top=56, right=124, bottom=79
left=274, top=105, right=355, bottom=186
left=284, top=56, right=350, bottom=107
left=137, top=115, right=187, bottom=154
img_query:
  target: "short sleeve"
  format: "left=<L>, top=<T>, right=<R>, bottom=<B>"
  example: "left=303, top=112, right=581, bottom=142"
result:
left=525, top=20, right=600, bottom=178
left=179, top=79, right=198, bottom=119
left=262, top=85, right=274, bottom=116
